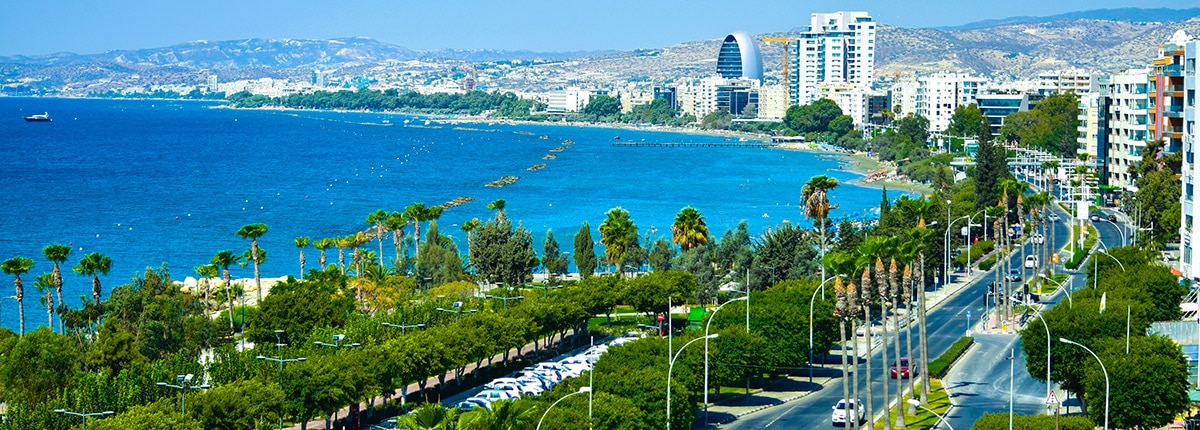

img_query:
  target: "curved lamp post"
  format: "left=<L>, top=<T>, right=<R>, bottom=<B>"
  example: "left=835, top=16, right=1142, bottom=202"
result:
left=1029, top=312, right=1051, bottom=404
left=703, top=296, right=747, bottom=424
left=808, top=276, right=838, bottom=384
left=1092, top=241, right=1126, bottom=290
left=381, top=322, right=424, bottom=335
left=669, top=334, right=718, bottom=430
left=156, top=373, right=211, bottom=415
left=1037, top=274, right=1073, bottom=309
left=536, top=386, right=591, bottom=430
left=1099, top=218, right=1128, bottom=247
left=1060, top=337, right=1108, bottom=430
left=907, top=399, right=955, bottom=430
left=54, top=409, right=114, bottom=430
left=944, top=215, right=971, bottom=287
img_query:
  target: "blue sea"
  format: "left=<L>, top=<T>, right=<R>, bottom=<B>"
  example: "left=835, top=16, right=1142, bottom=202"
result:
left=0, top=97, right=889, bottom=331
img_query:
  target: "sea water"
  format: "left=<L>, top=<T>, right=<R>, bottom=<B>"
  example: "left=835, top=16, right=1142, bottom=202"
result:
left=0, top=97, right=888, bottom=331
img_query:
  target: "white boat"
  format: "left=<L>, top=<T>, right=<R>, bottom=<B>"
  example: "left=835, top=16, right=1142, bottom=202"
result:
left=23, top=112, right=51, bottom=122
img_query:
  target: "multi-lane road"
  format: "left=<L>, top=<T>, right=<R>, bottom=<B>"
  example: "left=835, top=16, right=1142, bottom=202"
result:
left=725, top=203, right=1127, bottom=429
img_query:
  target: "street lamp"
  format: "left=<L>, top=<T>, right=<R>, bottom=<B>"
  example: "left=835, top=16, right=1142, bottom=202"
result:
left=907, top=399, right=955, bottom=430
left=54, top=409, right=114, bottom=430
left=668, top=334, right=718, bottom=430
left=536, top=386, right=591, bottom=430
left=381, top=322, right=425, bottom=335
left=436, top=304, right=478, bottom=322
left=156, top=373, right=210, bottom=415
left=703, top=296, right=747, bottom=424
left=944, top=215, right=971, bottom=287
left=1092, top=243, right=1126, bottom=290
left=528, top=283, right=562, bottom=298
left=484, top=294, right=524, bottom=310
left=1099, top=218, right=1128, bottom=247
left=1060, top=337, right=1108, bottom=430
left=1029, top=311, right=1052, bottom=403
left=1037, top=274, right=1073, bottom=308
left=314, top=334, right=360, bottom=353
left=256, top=330, right=306, bottom=430
left=809, top=276, right=838, bottom=384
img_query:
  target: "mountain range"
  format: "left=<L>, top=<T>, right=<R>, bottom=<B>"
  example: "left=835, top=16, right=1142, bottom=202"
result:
left=3, top=7, right=1200, bottom=94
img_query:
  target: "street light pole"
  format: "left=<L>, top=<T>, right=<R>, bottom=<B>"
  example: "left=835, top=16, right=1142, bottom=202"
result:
left=1030, top=311, right=1052, bottom=405
left=156, top=374, right=211, bottom=415
left=256, top=330, right=307, bottom=430
left=314, top=334, right=360, bottom=353
left=536, top=386, right=591, bottom=430
left=1060, top=337, right=1108, bottom=430
left=1038, top=274, right=1073, bottom=309
left=668, top=334, right=718, bottom=430
left=809, top=276, right=837, bottom=384
left=484, top=294, right=524, bottom=310
left=381, top=322, right=425, bottom=336
left=436, top=306, right=478, bottom=322
left=704, top=296, right=747, bottom=424
left=53, top=409, right=114, bottom=430
left=944, top=215, right=970, bottom=288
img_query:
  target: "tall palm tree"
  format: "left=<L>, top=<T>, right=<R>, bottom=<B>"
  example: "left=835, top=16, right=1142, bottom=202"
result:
left=211, top=251, right=241, bottom=331
left=404, top=203, right=430, bottom=256
left=294, top=236, right=310, bottom=279
left=832, top=277, right=853, bottom=428
left=2, top=257, right=34, bottom=336
left=194, top=264, right=218, bottom=308
left=350, top=232, right=370, bottom=275
left=386, top=211, right=408, bottom=267
left=873, top=257, right=893, bottom=430
left=41, top=243, right=70, bottom=333
left=804, top=175, right=840, bottom=281
left=74, top=252, right=112, bottom=305
left=487, top=199, right=507, bottom=221
left=458, top=399, right=538, bottom=429
left=909, top=219, right=935, bottom=404
left=670, top=206, right=709, bottom=252
left=398, top=403, right=458, bottom=430
left=599, top=207, right=636, bottom=274
left=858, top=266, right=876, bottom=429
left=314, top=238, right=332, bottom=269
left=33, top=273, right=54, bottom=329
left=236, top=223, right=268, bottom=303
left=888, top=257, right=905, bottom=428
left=367, top=209, right=389, bottom=263
left=461, top=218, right=482, bottom=251
left=336, top=235, right=353, bottom=273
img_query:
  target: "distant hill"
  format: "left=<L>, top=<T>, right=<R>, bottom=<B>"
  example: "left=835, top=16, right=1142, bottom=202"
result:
left=938, top=7, right=1200, bottom=30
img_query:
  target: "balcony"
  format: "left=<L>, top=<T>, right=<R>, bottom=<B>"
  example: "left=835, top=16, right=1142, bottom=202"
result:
left=1165, top=125, right=1185, bottom=135
left=1167, top=85, right=1185, bottom=94
left=1164, top=104, right=1184, bottom=118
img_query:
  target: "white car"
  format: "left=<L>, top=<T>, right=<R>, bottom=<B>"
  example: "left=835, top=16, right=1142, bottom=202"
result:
left=559, top=357, right=592, bottom=373
left=832, top=399, right=865, bottom=426
left=1031, top=234, right=1045, bottom=245
left=1047, top=213, right=1061, bottom=222
left=1025, top=255, right=1038, bottom=269
left=456, top=398, right=491, bottom=412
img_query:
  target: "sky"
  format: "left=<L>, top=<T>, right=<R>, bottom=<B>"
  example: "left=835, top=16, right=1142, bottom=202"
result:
left=0, top=0, right=1188, bottom=56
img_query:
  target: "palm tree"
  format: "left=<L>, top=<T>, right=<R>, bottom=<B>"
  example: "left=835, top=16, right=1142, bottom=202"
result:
left=74, top=252, right=112, bottom=305
left=194, top=264, right=218, bottom=308
left=670, top=206, right=709, bottom=252
left=804, top=175, right=840, bottom=281
left=461, top=218, right=482, bottom=251
left=458, top=399, right=537, bottom=429
left=398, top=403, right=458, bottom=430
left=599, top=207, right=636, bottom=274
left=386, top=211, right=408, bottom=267
left=832, top=277, right=853, bottom=428
left=908, top=219, right=935, bottom=404
left=350, top=232, right=370, bottom=275
left=404, top=203, right=430, bottom=256
left=336, top=235, right=353, bottom=273
left=41, top=243, right=70, bottom=333
left=858, top=266, right=875, bottom=429
left=294, top=236, right=310, bottom=279
left=367, top=209, right=389, bottom=263
left=888, top=257, right=905, bottom=428
left=211, top=250, right=241, bottom=331
left=33, top=273, right=54, bottom=329
left=2, top=257, right=34, bottom=335
left=487, top=199, right=507, bottom=221
left=314, top=238, right=332, bottom=269
left=236, top=223, right=268, bottom=303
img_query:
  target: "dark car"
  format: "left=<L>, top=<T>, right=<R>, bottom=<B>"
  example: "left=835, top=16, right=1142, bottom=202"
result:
left=1005, top=269, right=1021, bottom=282
left=1107, top=214, right=1117, bottom=222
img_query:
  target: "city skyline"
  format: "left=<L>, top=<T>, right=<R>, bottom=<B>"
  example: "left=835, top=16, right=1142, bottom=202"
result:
left=0, top=0, right=1187, bottom=57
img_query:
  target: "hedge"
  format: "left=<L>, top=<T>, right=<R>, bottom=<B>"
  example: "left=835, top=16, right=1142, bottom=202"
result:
left=1063, top=226, right=1099, bottom=270
left=971, top=413, right=1095, bottom=430
left=978, top=256, right=997, bottom=271
left=928, top=336, right=974, bottom=378
left=953, top=239, right=995, bottom=266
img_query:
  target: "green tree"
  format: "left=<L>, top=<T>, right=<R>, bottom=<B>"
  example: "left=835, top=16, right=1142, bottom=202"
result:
left=74, top=251, right=112, bottom=304
left=670, top=207, right=709, bottom=252
left=190, top=379, right=285, bottom=430
left=0, top=326, right=79, bottom=403
left=416, top=221, right=464, bottom=287
left=457, top=399, right=538, bottom=430
left=784, top=98, right=842, bottom=133
left=829, top=115, right=855, bottom=137
left=573, top=222, right=598, bottom=279
left=542, top=230, right=569, bottom=282
left=41, top=243, right=71, bottom=333
left=973, top=129, right=1009, bottom=211
left=90, top=400, right=202, bottom=430
left=470, top=217, right=539, bottom=287
left=803, top=175, right=839, bottom=281
left=397, top=403, right=458, bottom=430
left=1079, top=336, right=1190, bottom=430
left=648, top=238, right=675, bottom=272
left=945, top=104, right=984, bottom=137
left=236, top=223, right=269, bottom=303
left=583, top=95, right=621, bottom=121
left=599, top=207, right=637, bottom=274
left=1, top=256, right=33, bottom=336
left=894, top=113, right=930, bottom=145
left=246, top=280, right=354, bottom=345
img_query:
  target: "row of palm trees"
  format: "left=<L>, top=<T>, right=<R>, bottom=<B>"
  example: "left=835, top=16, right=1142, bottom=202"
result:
left=1, top=246, right=111, bottom=336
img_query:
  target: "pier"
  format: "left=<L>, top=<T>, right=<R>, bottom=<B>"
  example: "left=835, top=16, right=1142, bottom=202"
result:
left=612, top=141, right=777, bottom=148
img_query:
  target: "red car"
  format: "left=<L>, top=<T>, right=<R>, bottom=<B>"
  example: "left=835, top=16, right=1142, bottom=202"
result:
left=890, top=357, right=916, bottom=379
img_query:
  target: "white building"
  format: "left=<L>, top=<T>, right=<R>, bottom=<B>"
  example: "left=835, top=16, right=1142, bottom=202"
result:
left=914, top=72, right=988, bottom=132
left=817, top=82, right=868, bottom=127
left=678, top=77, right=726, bottom=119
left=547, top=87, right=593, bottom=113
left=757, top=84, right=787, bottom=120
left=1179, top=38, right=1200, bottom=279
left=791, top=11, right=876, bottom=106
left=1104, top=69, right=1150, bottom=190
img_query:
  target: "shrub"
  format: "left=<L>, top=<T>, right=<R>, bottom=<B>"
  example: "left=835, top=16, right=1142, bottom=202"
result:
left=954, top=239, right=994, bottom=266
left=928, top=336, right=973, bottom=378
left=971, top=413, right=1094, bottom=430
left=978, top=256, right=997, bottom=271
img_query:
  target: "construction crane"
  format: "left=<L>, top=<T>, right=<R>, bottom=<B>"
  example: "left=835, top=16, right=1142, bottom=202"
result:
left=761, top=37, right=794, bottom=104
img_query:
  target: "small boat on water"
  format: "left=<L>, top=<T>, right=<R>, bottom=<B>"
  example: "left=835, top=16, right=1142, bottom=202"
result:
left=23, top=112, right=51, bottom=122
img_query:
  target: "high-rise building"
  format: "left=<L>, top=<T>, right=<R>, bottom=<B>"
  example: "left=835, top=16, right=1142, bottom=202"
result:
left=757, top=85, right=787, bottom=120
left=901, top=72, right=988, bottom=132
left=1178, top=35, right=1199, bottom=279
left=1151, top=31, right=1188, bottom=154
left=716, top=32, right=763, bottom=82
left=790, top=11, right=876, bottom=106
left=1104, top=69, right=1151, bottom=190
left=653, top=85, right=678, bottom=110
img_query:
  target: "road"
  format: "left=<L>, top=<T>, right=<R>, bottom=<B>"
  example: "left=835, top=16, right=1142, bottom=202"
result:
left=725, top=202, right=1128, bottom=429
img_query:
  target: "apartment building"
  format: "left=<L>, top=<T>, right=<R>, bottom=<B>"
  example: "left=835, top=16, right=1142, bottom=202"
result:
left=791, top=11, right=876, bottom=106
left=1104, top=69, right=1151, bottom=190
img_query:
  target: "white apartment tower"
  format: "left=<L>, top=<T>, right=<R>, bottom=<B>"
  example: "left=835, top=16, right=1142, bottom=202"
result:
left=1104, top=69, right=1151, bottom=190
left=791, top=11, right=876, bottom=106
left=1179, top=38, right=1199, bottom=279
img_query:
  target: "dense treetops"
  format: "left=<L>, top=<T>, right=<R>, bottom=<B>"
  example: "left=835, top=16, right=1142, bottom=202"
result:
left=227, top=88, right=545, bottom=119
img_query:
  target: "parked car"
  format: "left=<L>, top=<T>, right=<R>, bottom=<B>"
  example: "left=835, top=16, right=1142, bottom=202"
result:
left=456, top=398, right=491, bottom=412
left=472, top=390, right=518, bottom=402
left=1031, top=234, right=1045, bottom=245
left=1024, top=255, right=1038, bottom=269
left=890, top=357, right=917, bottom=379
left=832, top=399, right=865, bottom=426
left=1005, top=269, right=1021, bottom=282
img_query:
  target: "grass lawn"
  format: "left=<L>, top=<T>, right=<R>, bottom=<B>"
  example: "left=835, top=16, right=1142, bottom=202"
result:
left=874, top=378, right=952, bottom=429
